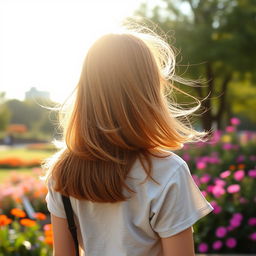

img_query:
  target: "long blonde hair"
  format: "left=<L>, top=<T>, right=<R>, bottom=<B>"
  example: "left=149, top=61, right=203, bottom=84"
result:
left=44, top=22, right=210, bottom=202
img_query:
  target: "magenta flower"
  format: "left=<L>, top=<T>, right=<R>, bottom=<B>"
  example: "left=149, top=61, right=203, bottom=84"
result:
left=215, top=226, right=227, bottom=238
left=182, top=153, right=190, bottom=162
left=236, top=155, right=245, bottom=162
left=233, top=213, right=243, bottom=221
left=198, top=242, right=208, bottom=253
left=230, top=218, right=241, bottom=228
left=226, top=126, right=235, bottom=133
left=248, top=217, right=256, bottom=226
left=248, top=169, right=256, bottom=178
left=226, top=237, right=237, bottom=248
left=249, top=232, right=256, bottom=241
left=201, top=190, right=208, bottom=197
left=210, top=201, right=222, bottom=214
left=222, top=143, right=233, bottom=150
left=214, top=178, right=226, bottom=187
left=196, top=161, right=206, bottom=170
left=230, top=117, right=240, bottom=125
left=227, top=226, right=235, bottom=231
left=227, top=184, right=240, bottom=194
left=234, top=170, right=245, bottom=181
left=220, top=170, right=231, bottom=179
left=207, top=185, right=214, bottom=193
left=212, top=185, right=225, bottom=198
left=208, top=155, right=221, bottom=164
left=212, top=240, right=222, bottom=250
left=183, top=144, right=189, bottom=150
left=200, top=174, right=211, bottom=184
left=210, top=130, right=222, bottom=144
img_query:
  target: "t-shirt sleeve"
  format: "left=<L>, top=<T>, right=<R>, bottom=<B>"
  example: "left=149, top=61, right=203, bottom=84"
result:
left=150, top=162, right=214, bottom=238
left=45, top=179, right=67, bottom=219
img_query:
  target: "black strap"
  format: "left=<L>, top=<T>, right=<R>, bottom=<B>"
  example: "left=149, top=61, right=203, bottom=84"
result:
left=61, top=195, right=79, bottom=256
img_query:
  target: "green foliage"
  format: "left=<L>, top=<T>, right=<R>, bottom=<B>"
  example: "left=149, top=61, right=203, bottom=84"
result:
left=0, top=92, right=11, bottom=131
left=134, top=0, right=256, bottom=128
left=5, top=99, right=58, bottom=138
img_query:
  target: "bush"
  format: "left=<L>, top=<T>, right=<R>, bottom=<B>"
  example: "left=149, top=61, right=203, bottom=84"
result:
left=175, top=118, right=256, bottom=253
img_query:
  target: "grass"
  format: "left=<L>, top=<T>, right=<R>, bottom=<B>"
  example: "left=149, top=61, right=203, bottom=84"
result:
left=0, top=148, right=52, bottom=160
left=0, top=168, right=34, bottom=183
left=0, top=147, right=53, bottom=183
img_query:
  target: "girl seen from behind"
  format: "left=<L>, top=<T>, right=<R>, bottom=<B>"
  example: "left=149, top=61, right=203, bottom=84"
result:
left=44, top=21, right=214, bottom=256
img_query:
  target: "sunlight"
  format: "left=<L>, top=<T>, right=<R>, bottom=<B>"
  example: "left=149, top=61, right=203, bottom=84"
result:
left=0, top=0, right=144, bottom=103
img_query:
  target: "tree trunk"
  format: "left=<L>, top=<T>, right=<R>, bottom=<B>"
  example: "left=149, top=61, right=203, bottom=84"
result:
left=214, top=73, right=232, bottom=130
left=194, top=62, right=232, bottom=132
left=198, top=62, right=214, bottom=132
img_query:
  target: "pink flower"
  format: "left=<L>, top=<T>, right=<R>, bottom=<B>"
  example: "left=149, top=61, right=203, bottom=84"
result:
left=207, top=185, right=214, bottom=193
left=248, top=217, right=256, bottom=226
left=210, top=130, right=222, bottom=144
left=230, top=218, right=241, bottom=228
left=227, top=226, right=235, bottom=231
left=239, top=197, right=248, bottom=204
left=198, top=242, right=208, bottom=253
left=233, top=213, right=243, bottom=221
left=214, top=178, right=226, bottom=187
left=220, top=170, right=231, bottom=179
left=248, top=170, right=256, bottom=178
left=212, top=240, right=222, bottom=250
left=222, top=143, right=233, bottom=150
left=249, top=232, right=256, bottom=241
left=226, top=237, right=237, bottom=248
left=201, top=190, right=208, bottom=197
left=236, top=155, right=245, bottom=162
left=200, top=174, right=211, bottom=184
left=196, top=161, right=206, bottom=170
left=230, top=117, right=240, bottom=125
left=182, top=153, right=190, bottom=162
left=234, top=170, right=245, bottom=181
left=215, top=226, right=227, bottom=238
left=227, top=184, right=240, bottom=194
left=226, top=126, right=235, bottom=132
left=210, top=201, right=222, bottom=214
left=212, top=185, right=225, bottom=198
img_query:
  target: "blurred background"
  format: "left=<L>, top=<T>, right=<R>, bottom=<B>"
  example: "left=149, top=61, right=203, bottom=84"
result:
left=0, top=0, right=255, bottom=255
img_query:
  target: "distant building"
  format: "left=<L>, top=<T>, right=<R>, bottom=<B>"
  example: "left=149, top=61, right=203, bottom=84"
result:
left=25, top=87, right=50, bottom=100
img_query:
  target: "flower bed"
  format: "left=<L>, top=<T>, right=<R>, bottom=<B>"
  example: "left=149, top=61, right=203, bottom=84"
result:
left=0, top=208, right=52, bottom=255
left=0, top=169, right=48, bottom=215
left=175, top=118, right=256, bottom=253
left=0, top=157, right=42, bottom=169
left=0, top=118, right=255, bottom=254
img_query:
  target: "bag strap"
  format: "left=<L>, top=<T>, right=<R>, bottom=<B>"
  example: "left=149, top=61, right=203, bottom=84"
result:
left=61, top=195, right=79, bottom=256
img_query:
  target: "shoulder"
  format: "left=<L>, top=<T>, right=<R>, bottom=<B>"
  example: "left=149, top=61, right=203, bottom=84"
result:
left=150, top=151, right=188, bottom=183
left=129, top=150, right=188, bottom=193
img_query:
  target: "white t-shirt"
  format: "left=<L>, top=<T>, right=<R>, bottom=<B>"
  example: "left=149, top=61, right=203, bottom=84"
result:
left=46, top=151, right=213, bottom=256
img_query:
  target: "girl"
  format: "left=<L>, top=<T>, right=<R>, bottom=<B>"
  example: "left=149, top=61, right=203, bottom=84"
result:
left=44, top=23, right=214, bottom=256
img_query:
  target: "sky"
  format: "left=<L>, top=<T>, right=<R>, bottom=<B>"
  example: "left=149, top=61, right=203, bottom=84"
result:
left=0, top=0, right=157, bottom=103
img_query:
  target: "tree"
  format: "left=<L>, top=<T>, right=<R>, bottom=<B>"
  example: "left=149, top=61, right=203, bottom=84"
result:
left=134, top=0, right=256, bottom=130
left=0, top=92, right=10, bottom=131
left=5, top=98, right=58, bottom=138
